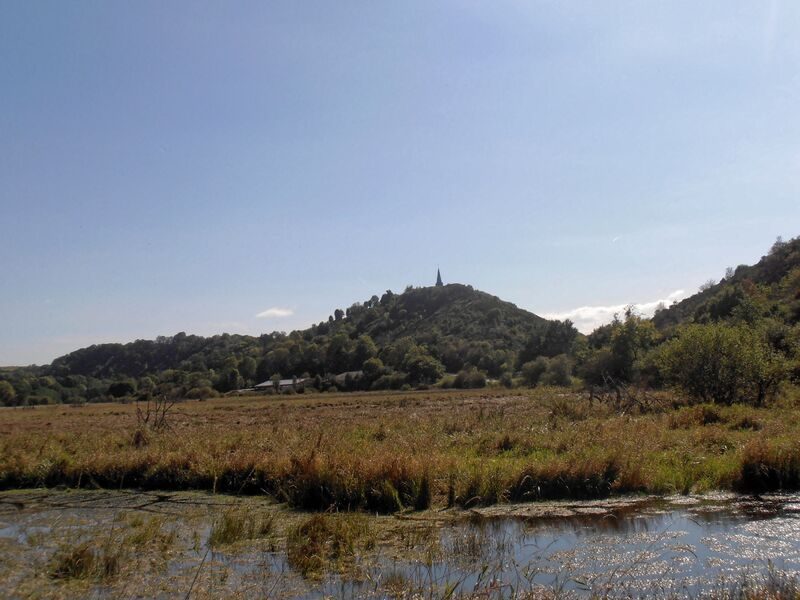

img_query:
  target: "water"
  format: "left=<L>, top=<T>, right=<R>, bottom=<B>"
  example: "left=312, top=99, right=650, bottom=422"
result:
left=1, top=490, right=799, bottom=598
left=427, top=495, right=800, bottom=596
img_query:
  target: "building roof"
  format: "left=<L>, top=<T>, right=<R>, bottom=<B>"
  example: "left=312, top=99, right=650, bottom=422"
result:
left=254, top=378, right=306, bottom=388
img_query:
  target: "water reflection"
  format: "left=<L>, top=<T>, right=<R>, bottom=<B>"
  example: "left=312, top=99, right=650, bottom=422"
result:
left=430, top=495, right=800, bottom=597
left=2, top=490, right=800, bottom=598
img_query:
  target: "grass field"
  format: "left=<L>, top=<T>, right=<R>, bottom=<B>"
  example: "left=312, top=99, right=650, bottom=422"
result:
left=2, top=388, right=800, bottom=512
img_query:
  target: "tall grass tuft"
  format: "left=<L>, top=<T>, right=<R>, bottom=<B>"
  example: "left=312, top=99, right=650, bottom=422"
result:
left=738, top=438, right=800, bottom=492
left=50, top=540, right=122, bottom=581
left=208, top=507, right=275, bottom=547
left=286, top=513, right=370, bottom=578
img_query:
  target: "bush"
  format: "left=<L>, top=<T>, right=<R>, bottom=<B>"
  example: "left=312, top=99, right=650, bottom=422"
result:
left=541, top=354, right=572, bottom=387
left=453, top=367, right=486, bottom=389
left=185, top=386, right=218, bottom=400
left=499, top=372, right=514, bottom=388
left=658, top=323, right=787, bottom=405
left=521, top=358, right=548, bottom=387
left=370, top=372, right=407, bottom=391
left=438, top=374, right=456, bottom=389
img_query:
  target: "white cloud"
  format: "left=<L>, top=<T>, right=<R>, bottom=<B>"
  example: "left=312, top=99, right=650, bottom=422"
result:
left=543, top=290, right=686, bottom=334
left=256, top=307, right=294, bottom=318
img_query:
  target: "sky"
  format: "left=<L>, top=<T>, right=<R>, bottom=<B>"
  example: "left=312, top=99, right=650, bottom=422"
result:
left=2, top=1, right=800, bottom=365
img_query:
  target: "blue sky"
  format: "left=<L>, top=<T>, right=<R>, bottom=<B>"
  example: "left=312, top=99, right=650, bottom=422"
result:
left=2, top=1, right=799, bottom=365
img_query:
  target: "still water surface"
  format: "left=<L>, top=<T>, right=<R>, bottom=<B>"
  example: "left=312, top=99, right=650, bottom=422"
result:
left=1, top=490, right=799, bottom=598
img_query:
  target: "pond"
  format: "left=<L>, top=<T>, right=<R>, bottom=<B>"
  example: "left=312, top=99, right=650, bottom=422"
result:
left=1, top=490, right=798, bottom=598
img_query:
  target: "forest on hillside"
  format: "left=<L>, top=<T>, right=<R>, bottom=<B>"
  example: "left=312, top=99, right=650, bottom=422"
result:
left=1, top=237, right=798, bottom=408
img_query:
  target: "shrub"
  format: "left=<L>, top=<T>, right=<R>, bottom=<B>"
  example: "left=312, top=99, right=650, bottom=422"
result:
left=521, top=358, right=548, bottom=387
left=658, top=323, right=787, bottom=405
left=541, top=354, right=572, bottom=387
left=185, top=386, right=218, bottom=400
left=453, top=367, right=486, bottom=389
left=498, top=372, right=514, bottom=388
left=438, top=374, right=456, bottom=389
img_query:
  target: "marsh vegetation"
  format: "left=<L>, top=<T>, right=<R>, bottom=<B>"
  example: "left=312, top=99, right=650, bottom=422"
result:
left=2, top=388, right=800, bottom=512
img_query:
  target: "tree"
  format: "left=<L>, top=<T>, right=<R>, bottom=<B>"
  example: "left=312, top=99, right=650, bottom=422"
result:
left=0, top=381, right=16, bottom=406
left=402, top=347, right=445, bottom=385
left=699, top=279, right=717, bottom=292
left=362, top=357, right=385, bottom=382
left=579, top=309, right=658, bottom=386
left=108, top=381, right=136, bottom=398
left=352, top=335, right=378, bottom=369
left=519, top=320, right=578, bottom=364
left=271, top=373, right=282, bottom=393
left=326, top=333, right=352, bottom=374
left=607, top=309, right=657, bottom=382
left=238, top=356, right=257, bottom=382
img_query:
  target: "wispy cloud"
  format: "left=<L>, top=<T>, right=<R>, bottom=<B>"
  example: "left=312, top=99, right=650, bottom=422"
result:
left=543, top=290, right=686, bottom=334
left=256, top=307, right=294, bottom=318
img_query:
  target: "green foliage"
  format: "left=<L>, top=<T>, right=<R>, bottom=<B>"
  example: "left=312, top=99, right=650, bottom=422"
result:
left=540, top=354, right=572, bottom=387
left=657, top=323, right=787, bottom=405
left=8, top=239, right=798, bottom=405
left=580, top=309, right=658, bottom=386
left=362, top=357, right=385, bottom=381
left=2, top=283, right=555, bottom=403
left=655, top=236, right=800, bottom=330
left=0, top=380, right=16, bottom=406
left=521, top=355, right=572, bottom=387
left=521, top=358, right=548, bottom=387
left=453, top=366, right=487, bottom=389
left=108, top=381, right=136, bottom=398
left=518, top=319, right=578, bottom=364
left=185, top=386, right=219, bottom=400
left=401, top=346, right=444, bottom=385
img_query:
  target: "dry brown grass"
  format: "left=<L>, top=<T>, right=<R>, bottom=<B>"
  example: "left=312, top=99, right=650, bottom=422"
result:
left=1, top=388, right=799, bottom=511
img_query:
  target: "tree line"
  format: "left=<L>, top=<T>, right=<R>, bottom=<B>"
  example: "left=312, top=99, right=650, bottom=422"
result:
left=1, top=237, right=798, bottom=407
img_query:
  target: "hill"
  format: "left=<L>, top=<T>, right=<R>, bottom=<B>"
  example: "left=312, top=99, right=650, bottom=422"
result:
left=653, top=236, right=800, bottom=330
left=1, top=283, right=570, bottom=405
left=337, top=283, right=548, bottom=352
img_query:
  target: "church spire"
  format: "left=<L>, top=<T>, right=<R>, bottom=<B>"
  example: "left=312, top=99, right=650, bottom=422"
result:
left=436, top=268, right=443, bottom=287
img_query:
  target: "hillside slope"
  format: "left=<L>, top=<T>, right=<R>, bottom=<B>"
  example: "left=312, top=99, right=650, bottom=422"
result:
left=653, top=236, right=800, bottom=330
